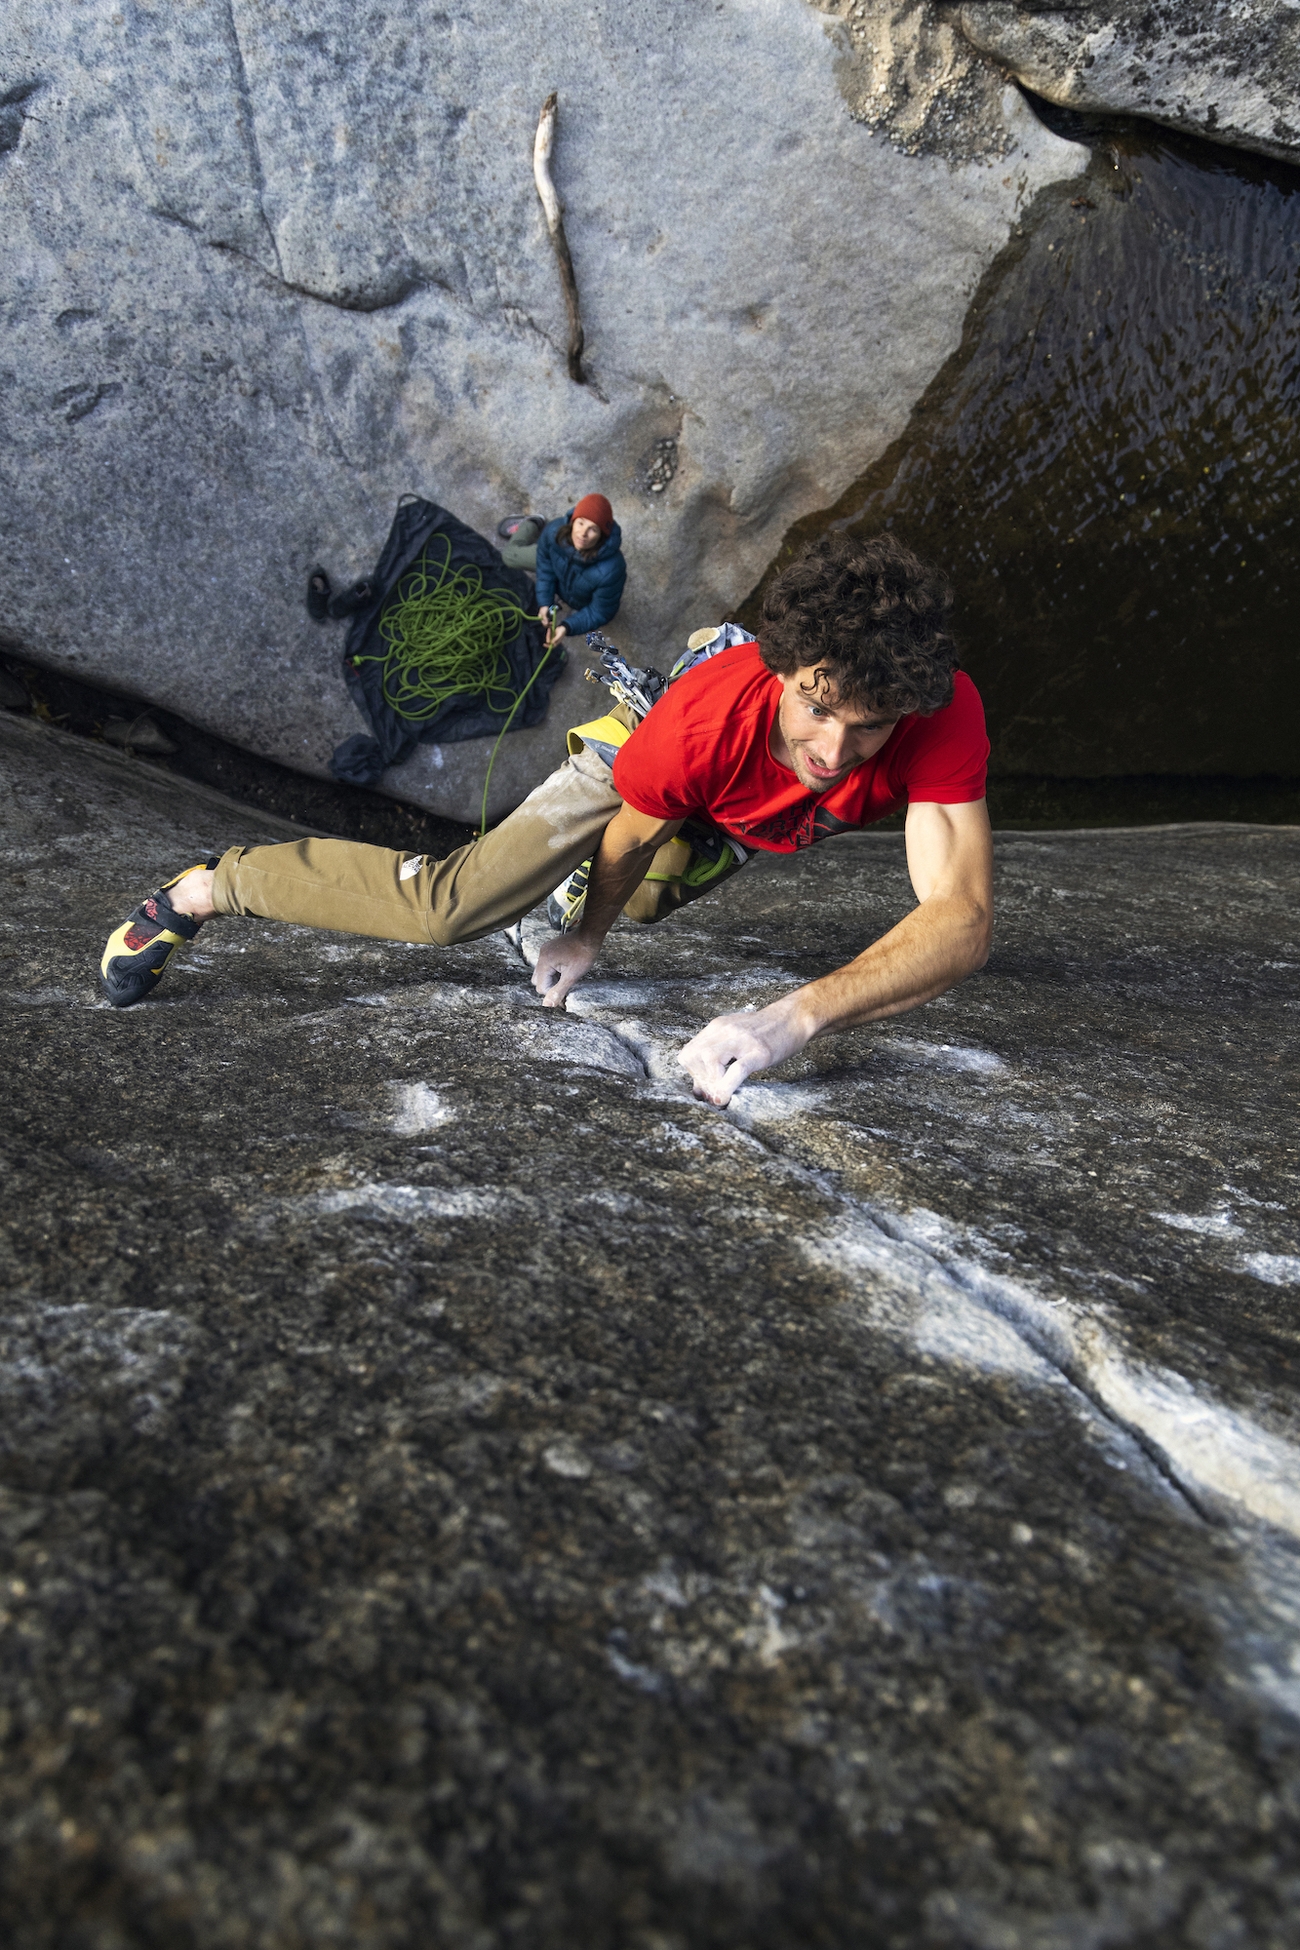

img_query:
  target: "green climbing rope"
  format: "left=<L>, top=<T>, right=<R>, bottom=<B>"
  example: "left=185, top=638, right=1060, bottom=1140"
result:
left=358, top=532, right=531, bottom=721
left=350, top=532, right=557, bottom=835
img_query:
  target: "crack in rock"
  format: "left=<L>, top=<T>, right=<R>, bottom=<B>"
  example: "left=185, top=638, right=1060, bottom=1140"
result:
left=495, top=925, right=1300, bottom=1595
left=225, top=0, right=284, bottom=280
left=0, top=79, right=42, bottom=159
left=146, top=205, right=434, bottom=314
left=539, top=954, right=1300, bottom=1547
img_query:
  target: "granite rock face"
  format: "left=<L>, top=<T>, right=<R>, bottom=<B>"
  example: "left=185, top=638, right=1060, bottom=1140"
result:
left=0, top=1, right=1084, bottom=824
left=959, top=2, right=1300, bottom=165
left=3, top=712, right=1300, bottom=1945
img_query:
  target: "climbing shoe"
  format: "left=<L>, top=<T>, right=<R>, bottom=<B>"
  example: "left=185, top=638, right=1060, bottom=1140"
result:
left=99, top=859, right=219, bottom=1009
left=546, top=856, right=592, bottom=933
left=497, top=514, right=543, bottom=544
left=327, top=577, right=376, bottom=620
left=306, top=567, right=332, bottom=621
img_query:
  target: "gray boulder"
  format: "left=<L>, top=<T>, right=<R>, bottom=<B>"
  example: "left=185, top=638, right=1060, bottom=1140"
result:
left=0, top=1, right=1085, bottom=823
left=960, top=2, right=1300, bottom=164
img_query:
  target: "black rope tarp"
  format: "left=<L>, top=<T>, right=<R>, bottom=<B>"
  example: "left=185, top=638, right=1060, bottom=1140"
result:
left=330, top=497, right=563, bottom=789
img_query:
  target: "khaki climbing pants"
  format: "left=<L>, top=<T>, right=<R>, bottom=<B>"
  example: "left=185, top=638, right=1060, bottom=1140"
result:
left=211, top=738, right=746, bottom=947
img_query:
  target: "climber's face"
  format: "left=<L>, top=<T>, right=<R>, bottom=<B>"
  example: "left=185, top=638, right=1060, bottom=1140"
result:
left=571, top=516, right=603, bottom=553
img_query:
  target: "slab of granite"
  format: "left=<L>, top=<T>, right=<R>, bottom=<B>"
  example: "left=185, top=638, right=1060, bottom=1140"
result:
left=1, top=711, right=1297, bottom=1948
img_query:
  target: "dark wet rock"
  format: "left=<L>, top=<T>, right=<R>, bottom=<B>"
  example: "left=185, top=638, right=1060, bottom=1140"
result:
left=961, top=2, right=1300, bottom=167
left=99, top=713, right=177, bottom=756
left=744, top=115, right=1300, bottom=785
left=2, top=711, right=1300, bottom=1944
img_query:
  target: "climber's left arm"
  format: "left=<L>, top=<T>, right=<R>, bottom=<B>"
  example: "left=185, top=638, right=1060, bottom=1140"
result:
left=678, top=797, right=994, bottom=1106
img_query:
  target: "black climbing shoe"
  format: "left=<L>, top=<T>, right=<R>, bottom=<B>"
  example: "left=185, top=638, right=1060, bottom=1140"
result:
left=306, top=567, right=332, bottom=621
left=327, top=578, right=376, bottom=620
left=99, top=859, right=219, bottom=1009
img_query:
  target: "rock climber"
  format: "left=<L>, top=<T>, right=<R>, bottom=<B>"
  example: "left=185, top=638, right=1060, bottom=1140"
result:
left=99, top=534, right=993, bottom=1109
left=500, top=493, right=626, bottom=645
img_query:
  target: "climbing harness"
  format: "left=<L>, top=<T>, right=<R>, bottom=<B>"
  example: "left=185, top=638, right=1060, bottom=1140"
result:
left=350, top=530, right=554, bottom=834
left=547, top=621, right=756, bottom=930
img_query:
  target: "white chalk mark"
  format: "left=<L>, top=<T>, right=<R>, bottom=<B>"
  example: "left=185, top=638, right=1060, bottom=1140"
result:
left=890, top=1037, right=1007, bottom=1074
left=542, top=1441, right=592, bottom=1479
left=389, top=1081, right=453, bottom=1134
left=307, top=1184, right=526, bottom=1222
left=809, top=1203, right=1300, bottom=1540
left=1154, top=1207, right=1245, bottom=1238
left=1242, top=1252, right=1300, bottom=1287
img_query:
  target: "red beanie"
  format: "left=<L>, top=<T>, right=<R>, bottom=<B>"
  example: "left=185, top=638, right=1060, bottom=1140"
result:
left=572, top=493, right=614, bottom=536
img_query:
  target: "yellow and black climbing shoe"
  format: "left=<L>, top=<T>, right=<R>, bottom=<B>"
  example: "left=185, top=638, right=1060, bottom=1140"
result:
left=546, top=856, right=592, bottom=933
left=99, top=859, right=218, bottom=1009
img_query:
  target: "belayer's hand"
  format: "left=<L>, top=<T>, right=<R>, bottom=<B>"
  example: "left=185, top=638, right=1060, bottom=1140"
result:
left=677, top=997, right=811, bottom=1108
left=532, top=933, right=598, bottom=1009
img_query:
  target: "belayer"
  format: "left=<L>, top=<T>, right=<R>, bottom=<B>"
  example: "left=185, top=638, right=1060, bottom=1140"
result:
left=100, top=535, right=993, bottom=1109
left=500, top=492, right=627, bottom=645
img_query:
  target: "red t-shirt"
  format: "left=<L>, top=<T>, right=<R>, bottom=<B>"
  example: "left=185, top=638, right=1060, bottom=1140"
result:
left=612, top=641, right=988, bottom=853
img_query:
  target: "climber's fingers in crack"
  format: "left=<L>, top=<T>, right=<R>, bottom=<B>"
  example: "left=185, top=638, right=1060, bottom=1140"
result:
left=677, top=1022, right=766, bottom=1106
left=677, top=1002, right=810, bottom=1107
left=532, top=934, right=597, bottom=1009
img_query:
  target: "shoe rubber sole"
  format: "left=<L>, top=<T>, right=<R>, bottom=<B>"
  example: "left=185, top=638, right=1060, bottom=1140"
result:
left=546, top=856, right=592, bottom=933
left=99, top=860, right=215, bottom=1008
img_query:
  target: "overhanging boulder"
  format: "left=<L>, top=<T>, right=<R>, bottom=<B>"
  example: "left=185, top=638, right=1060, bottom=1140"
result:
left=0, top=1, right=1085, bottom=823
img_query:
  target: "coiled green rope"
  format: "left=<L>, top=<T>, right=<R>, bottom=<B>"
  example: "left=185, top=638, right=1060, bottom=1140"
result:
left=351, top=532, right=557, bottom=834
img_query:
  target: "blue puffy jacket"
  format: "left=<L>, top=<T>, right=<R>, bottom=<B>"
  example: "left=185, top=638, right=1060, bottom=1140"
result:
left=534, top=512, right=627, bottom=636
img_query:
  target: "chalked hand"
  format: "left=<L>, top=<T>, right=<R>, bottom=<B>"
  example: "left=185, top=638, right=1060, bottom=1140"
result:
left=532, top=932, right=598, bottom=1009
left=677, top=998, right=810, bottom=1108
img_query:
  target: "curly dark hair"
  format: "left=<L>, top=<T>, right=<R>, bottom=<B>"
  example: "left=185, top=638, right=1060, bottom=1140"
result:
left=759, top=533, right=959, bottom=717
